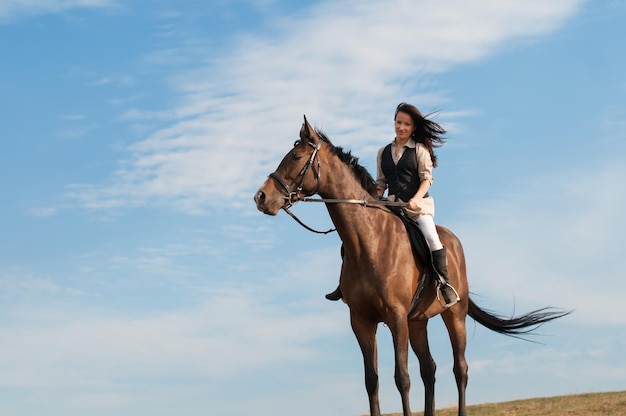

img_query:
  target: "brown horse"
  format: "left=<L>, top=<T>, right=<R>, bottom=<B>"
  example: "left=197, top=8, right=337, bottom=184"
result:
left=254, top=116, right=569, bottom=416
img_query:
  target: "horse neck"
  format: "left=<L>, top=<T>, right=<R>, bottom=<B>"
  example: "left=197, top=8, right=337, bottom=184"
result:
left=318, top=151, right=372, bottom=204
left=317, top=155, right=382, bottom=245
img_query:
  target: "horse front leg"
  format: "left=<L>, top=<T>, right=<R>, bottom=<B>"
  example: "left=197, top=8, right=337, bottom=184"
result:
left=388, top=312, right=412, bottom=416
left=350, top=313, right=380, bottom=416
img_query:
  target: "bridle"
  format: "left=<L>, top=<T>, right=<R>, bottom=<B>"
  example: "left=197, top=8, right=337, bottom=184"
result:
left=267, top=139, right=334, bottom=234
left=268, top=139, right=322, bottom=208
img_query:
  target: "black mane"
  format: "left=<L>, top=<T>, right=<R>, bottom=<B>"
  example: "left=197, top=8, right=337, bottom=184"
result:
left=316, top=129, right=377, bottom=197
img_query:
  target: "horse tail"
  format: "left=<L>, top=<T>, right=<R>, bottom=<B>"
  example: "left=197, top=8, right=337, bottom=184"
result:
left=468, top=297, right=571, bottom=337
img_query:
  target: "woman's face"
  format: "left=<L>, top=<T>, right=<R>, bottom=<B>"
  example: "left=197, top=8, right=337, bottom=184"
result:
left=394, top=111, right=415, bottom=141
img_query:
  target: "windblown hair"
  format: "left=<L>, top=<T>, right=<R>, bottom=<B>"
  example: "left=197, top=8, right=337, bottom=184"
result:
left=395, top=102, right=446, bottom=168
left=316, top=129, right=377, bottom=197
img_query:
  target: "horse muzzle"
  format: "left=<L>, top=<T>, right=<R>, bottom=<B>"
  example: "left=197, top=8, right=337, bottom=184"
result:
left=254, top=183, right=287, bottom=216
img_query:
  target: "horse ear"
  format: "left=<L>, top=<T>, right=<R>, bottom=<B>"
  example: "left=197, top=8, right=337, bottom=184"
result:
left=301, top=114, right=319, bottom=143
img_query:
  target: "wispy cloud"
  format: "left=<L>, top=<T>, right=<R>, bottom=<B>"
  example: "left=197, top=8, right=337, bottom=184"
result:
left=0, top=271, right=61, bottom=298
left=70, top=0, right=585, bottom=213
left=85, top=74, right=134, bottom=87
left=0, top=0, right=117, bottom=24
left=28, top=206, right=60, bottom=217
left=57, top=123, right=98, bottom=139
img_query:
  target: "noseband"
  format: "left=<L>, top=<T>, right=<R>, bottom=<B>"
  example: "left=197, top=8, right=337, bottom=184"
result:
left=268, top=139, right=322, bottom=208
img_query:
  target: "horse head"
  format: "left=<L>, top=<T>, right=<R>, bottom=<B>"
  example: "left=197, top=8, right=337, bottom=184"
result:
left=254, top=115, right=324, bottom=215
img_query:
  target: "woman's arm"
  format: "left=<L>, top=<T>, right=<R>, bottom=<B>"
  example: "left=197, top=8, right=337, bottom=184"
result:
left=407, top=180, right=430, bottom=210
left=375, top=146, right=387, bottom=198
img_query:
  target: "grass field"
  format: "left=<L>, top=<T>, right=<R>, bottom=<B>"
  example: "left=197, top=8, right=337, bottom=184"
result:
left=384, top=390, right=626, bottom=416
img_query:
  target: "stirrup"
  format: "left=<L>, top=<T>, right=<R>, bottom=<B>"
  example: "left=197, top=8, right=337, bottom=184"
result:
left=437, top=282, right=460, bottom=308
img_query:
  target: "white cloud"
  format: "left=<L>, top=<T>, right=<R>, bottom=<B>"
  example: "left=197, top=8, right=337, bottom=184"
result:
left=71, top=0, right=585, bottom=213
left=28, top=206, right=59, bottom=217
left=0, top=0, right=117, bottom=24
left=0, top=271, right=62, bottom=297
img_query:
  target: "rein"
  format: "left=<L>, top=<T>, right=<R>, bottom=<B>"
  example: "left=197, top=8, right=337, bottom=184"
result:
left=282, top=206, right=336, bottom=234
left=282, top=197, right=408, bottom=235
left=302, top=197, right=408, bottom=207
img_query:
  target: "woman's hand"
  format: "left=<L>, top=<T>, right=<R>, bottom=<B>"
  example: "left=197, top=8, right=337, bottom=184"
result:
left=407, top=179, right=431, bottom=211
left=407, top=197, right=422, bottom=211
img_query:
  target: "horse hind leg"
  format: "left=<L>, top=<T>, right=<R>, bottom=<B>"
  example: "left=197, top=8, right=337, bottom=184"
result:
left=441, top=311, right=469, bottom=416
left=409, top=320, right=436, bottom=416
left=350, top=314, right=381, bottom=416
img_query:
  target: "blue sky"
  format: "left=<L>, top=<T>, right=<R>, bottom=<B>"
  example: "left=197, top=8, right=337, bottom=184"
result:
left=1, top=1, right=625, bottom=415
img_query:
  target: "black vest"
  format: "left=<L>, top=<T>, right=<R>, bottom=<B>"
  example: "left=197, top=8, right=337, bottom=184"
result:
left=381, top=144, right=428, bottom=201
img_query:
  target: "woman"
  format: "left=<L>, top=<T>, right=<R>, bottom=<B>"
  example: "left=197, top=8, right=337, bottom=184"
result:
left=326, top=102, right=460, bottom=308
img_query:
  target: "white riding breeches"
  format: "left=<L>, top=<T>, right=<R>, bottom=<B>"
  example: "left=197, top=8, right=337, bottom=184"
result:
left=413, top=215, right=443, bottom=251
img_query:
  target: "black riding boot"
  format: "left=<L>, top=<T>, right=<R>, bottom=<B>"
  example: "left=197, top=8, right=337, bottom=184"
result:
left=432, top=247, right=460, bottom=308
left=325, top=285, right=342, bottom=301
left=326, top=245, right=344, bottom=301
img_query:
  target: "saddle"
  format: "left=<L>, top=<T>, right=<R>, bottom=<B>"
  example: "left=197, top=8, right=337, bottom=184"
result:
left=391, top=208, right=436, bottom=317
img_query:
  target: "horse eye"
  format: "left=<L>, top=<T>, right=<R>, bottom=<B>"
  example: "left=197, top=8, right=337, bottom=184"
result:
left=292, top=153, right=302, bottom=161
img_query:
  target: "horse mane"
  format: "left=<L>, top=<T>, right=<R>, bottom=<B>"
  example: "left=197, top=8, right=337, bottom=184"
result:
left=315, top=129, right=377, bottom=197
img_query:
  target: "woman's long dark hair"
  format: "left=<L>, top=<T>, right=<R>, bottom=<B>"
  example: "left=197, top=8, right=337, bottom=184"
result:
left=395, top=102, right=446, bottom=167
